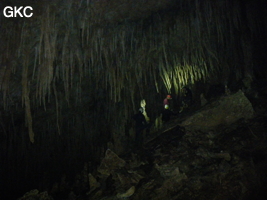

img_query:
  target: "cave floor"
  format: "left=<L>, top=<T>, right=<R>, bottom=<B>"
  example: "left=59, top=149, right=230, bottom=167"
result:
left=18, top=87, right=267, bottom=200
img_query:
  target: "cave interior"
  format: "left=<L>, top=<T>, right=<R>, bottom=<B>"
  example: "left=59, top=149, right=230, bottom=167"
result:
left=0, top=0, right=267, bottom=199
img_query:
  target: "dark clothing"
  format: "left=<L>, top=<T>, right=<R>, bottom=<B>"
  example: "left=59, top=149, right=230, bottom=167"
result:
left=181, top=87, right=193, bottom=106
left=162, top=109, right=176, bottom=122
left=133, top=111, right=147, bottom=128
left=133, top=111, right=148, bottom=148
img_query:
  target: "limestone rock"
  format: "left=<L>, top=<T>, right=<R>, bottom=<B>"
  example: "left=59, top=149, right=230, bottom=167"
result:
left=116, top=186, right=135, bottom=198
left=97, top=149, right=126, bottom=176
left=116, top=169, right=144, bottom=186
left=88, top=173, right=100, bottom=192
left=164, top=172, right=188, bottom=191
left=180, top=90, right=254, bottom=131
left=210, top=152, right=231, bottom=161
left=155, top=164, right=186, bottom=180
left=18, top=189, right=53, bottom=200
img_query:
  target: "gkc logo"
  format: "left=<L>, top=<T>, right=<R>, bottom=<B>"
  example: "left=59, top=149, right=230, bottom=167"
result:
left=3, top=6, right=33, bottom=18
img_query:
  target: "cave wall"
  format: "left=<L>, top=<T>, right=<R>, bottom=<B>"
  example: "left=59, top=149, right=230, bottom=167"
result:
left=0, top=0, right=266, bottom=197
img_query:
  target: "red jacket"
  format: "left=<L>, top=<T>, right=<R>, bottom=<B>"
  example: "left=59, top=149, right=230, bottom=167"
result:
left=163, top=98, right=169, bottom=107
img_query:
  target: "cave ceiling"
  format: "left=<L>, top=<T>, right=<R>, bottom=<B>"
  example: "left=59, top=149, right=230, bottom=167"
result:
left=0, top=0, right=266, bottom=143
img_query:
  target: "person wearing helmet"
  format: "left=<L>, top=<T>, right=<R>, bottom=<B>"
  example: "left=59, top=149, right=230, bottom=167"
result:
left=161, top=104, right=177, bottom=122
left=163, top=94, right=172, bottom=109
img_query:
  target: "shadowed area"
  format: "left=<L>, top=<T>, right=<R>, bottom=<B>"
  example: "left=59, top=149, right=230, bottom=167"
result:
left=0, top=0, right=266, bottom=199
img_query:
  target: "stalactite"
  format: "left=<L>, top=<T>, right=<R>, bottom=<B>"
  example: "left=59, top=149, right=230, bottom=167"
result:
left=0, top=0, right=263, bottom=152
left=53, top=79, right=61, bottom=135
left=22, top=57, right=34, bottom=143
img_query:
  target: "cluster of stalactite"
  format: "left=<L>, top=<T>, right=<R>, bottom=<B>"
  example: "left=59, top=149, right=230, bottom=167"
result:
left=0, top=0, right=266, bottom=145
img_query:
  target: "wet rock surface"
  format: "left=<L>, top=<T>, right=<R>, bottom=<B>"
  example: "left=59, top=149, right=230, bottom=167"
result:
left=18, top=90, right=267, bottom=200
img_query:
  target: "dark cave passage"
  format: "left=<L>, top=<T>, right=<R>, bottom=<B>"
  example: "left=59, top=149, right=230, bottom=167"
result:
left=0, top=0, right=267, bottom=199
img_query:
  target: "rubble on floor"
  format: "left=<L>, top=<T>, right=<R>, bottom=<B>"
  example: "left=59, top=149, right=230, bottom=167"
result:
left=18, top=189, right=53, bottom=200
left=18, top=91, right=267, bottom=200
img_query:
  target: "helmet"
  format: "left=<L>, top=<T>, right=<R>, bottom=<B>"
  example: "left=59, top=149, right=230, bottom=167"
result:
left=164, top=104, right=169, bottom=109
left=167, top=95, right=172, bottom=99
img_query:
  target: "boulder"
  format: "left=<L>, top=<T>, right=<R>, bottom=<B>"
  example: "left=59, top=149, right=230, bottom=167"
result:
left=180, top=90, right=254, bottom=131
left=97, top=149, right=126, bottom=176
